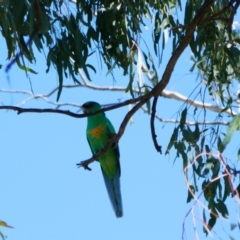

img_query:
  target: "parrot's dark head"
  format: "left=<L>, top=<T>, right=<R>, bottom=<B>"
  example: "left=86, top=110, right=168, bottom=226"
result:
left=82, top=101, right=102, bottom=113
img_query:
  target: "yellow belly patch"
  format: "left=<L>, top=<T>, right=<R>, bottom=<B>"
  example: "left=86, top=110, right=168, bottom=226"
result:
left=88, top=125, right=105, bottom=138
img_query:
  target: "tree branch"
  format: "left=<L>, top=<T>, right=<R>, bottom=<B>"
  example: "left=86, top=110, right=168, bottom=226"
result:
left=0, top=95, right=146, bottom=118
left=1, top=84, right=236, bottom=116
left=141, top=107, right=229, bottom=125
left=162, top=90, right=236, bottom=116
left=203, top=0, right=237, bottom=24
left=151, top=0, right=215, bottom=98
left=150, top=97, right=162, bottom=154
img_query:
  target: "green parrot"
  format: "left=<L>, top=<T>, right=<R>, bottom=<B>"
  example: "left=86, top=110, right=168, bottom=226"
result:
left=82, top=101, right=123, bottom=218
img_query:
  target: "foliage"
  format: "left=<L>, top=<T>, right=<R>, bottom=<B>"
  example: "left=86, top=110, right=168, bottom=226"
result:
left=1, top=0, right=240, bottom=236
left=166, top=108, right=240, bottom=234
left=1, top=0, right=239, bottom=99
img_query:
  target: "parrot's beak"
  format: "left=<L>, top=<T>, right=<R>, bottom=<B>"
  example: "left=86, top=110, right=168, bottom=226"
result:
left=81, top=105, right=86, bottom=113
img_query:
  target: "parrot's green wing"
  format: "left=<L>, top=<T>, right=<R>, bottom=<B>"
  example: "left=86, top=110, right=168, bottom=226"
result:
left=105, top=118, right=121, bottom=176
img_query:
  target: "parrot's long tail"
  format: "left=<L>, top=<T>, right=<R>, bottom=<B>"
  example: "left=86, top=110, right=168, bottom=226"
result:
left=101, top=168, right=123, bottom=218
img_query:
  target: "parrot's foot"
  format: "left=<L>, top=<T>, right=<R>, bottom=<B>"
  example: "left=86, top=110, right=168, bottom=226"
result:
left=76, top=159, right=93, bottom=171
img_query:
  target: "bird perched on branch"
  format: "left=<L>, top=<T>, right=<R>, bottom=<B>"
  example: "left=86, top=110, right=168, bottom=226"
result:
left=82, top=101, right=123, bottom=218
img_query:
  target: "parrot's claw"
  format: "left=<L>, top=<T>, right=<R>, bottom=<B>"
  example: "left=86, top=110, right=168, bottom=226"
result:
left=76, top=160, right=92, bottom=171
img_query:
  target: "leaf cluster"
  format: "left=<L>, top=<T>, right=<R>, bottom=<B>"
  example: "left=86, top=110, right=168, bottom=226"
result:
left=1, top=0, right=182, bottom=98
left=1, top=1, right=240, bottom=103
left=166, top=108, right=240, bottom=233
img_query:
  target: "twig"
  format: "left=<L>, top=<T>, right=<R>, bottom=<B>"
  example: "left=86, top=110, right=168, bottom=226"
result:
left=141, top=106, right=229, bottom=125
left=162, top=90, right=236, bottom=116
left=150, top=97, right=162, bottom=154
left=203, top=0, right=237, bottom=24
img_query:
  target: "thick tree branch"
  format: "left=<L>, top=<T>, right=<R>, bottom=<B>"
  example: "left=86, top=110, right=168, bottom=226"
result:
left=151, top=0, right=215, bottom=98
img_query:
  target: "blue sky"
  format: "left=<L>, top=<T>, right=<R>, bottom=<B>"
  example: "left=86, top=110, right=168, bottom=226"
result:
left=0, top=3, right=240, bottom=240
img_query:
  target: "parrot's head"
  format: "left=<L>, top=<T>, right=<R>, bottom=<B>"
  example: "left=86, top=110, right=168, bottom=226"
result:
left=81, top=101, right=102, bottom=113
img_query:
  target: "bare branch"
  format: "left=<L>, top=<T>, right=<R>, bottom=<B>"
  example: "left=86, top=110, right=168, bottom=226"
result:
left=162, top=90, right=236, bottom=116
left=1, top=84, right=235, bottom=115
left=150, top=97, right=162, bottom=154
left=141, top=107, right=229, bottom=126
left=0, top=106, right=82, bottom=117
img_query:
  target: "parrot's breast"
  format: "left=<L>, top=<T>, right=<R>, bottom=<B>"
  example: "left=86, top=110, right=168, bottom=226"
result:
left=87, top=124, right=118, bottom=179
left=87, top=125, right=105, bottom=138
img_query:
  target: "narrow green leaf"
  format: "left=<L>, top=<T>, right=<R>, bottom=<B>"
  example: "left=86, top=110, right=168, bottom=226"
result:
left=0, top=230, right=5, bottom=240
left=218, top=181, right=222, bottom=200
left=165, top=127, right=179, bottom=154
left=205, top=145, right=211, bottom=154
left=210, top=207, right=218, bottom=218
left=215, top=200, right=228, bottom=218
left=211, top=158, right=220, bottom=178
left=19, top=36, right=33, bottom=62
left=56, top=57, right=63, bottom=101
left=87, top=26, right=98, bottom=42
left=126, top=56, right=135, bottom=97
left=86, top=64, right=96, bottom=74
left=207, top=216, right=217, bottom=233
left=182, top=126, right=195, bottom=144
left=0, top=220, right=13, bottom=228
left=219, top=115, right=240, bottom=152
left=142, top=51, right=150, bottom=70
left=144, top=86, right=151, bottom=114
left=179, top=108, right=187, bottom=130
left=187, top=184, right=195, bottom=203
left=153, top=11, right=161, bottom=55
left=16, top=58, right=37, bottom=74
left=203, top=209, right=208, bottom=234
left=184, top=0, right=193, bottom=25
left=217, top=134, right=222, bottom=151
left=223, top=166, right=231, bottom=202
left=193, top=123, right=200, bottom=142
left=176, top=141, right=188, bottom=169
left=230, top=223, right=237, bottom=231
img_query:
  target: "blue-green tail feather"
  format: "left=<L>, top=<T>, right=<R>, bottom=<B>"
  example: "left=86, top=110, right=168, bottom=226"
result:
left=101, top=167, right=123, bottom=218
